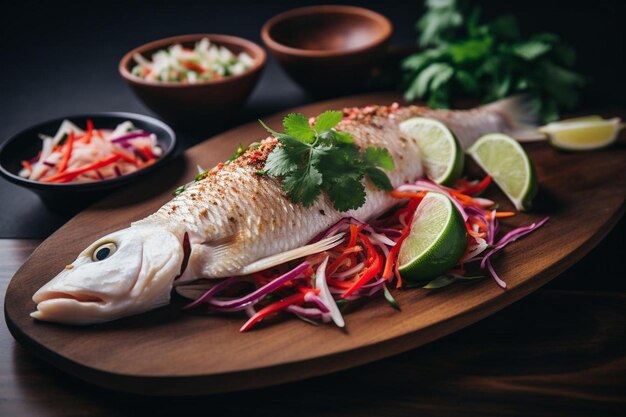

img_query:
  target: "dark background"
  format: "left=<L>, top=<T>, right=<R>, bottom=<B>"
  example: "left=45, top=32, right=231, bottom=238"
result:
left=1, top=0, right=624, bottom=238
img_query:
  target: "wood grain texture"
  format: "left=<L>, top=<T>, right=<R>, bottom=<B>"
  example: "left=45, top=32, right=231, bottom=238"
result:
left=4, top=93, right=626, bottom=395
left=1, top=235, right=625, bottom=417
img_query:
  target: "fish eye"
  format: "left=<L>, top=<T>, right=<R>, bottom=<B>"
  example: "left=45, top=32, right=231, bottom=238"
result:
left=92, top=242, right=116, bottom=262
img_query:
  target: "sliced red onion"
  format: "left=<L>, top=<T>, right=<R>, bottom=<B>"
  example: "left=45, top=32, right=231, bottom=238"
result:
left=343, top=281, right=385, bottom=300
left=488, top=210, right=497, bottom=245
left=460, top=237, right=488, bottom=263
left=207, top=262, right=309, bottom=310
left=372, top=227, right=402, bottom=237
left=244, top=304, right=256, bottom=318
left=486, top=258, right=507, bottom=289
left=310, top=217, right=366, bottom=243
left=114, top=166, right=122, bottom=177
left=286, top=305, right=332, bottom=322
left=396, top=180, right=468, bottom=221
left=304, top=292, right=330, bottom=313
left=315, top=256, right=345, bottom=328
left=110, top=131, right=151, bottom=144
left=473, top=197, right=496, bottom=208
left=183, top=276, right=244, bottom=309
left=373, top=240, right=390, bottom=257
left=332, top=262, right=365, bottom=279
left=364, top=225, right=396, bottom=246
left=481, top=217, right=550, bottom=269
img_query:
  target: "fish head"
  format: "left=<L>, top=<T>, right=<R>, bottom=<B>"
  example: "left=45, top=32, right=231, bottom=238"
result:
left=31, top=225, right=184, bottom=324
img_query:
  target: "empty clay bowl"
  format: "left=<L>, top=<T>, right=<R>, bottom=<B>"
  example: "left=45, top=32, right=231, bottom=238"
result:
left=261, top=5, right=392, bottom=94
left=119, top=34, right=266, bottom=127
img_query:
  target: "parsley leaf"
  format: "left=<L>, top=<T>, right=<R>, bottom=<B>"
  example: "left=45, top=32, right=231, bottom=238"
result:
left=402, top=0, right=585, bottom=122
left=260, top=111, right=395, bottom=212
left=282, top=113, right=315, bottom=143
left=363, top=147, right=395, bottom=171
left=314, top=110, right=343, bottom=132
left=282, top=164, right=323, bottom=207
left=264, top=137, right=310, bottom=176
left=326, top=175, right=366, bottom=212
left=365, top=167, right=393, bottom=191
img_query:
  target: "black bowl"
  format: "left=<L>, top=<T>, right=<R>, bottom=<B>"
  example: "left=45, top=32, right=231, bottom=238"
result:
left=0, top=112, right=176, bottom=212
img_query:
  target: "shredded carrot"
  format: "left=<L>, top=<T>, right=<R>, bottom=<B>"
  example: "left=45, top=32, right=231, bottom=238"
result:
left=327, top=245, right=363, bottom=274
left=21, top=160, right=33, bottom=173
left=137, top=145, right=155, bottom=161
left=473, top=219, right=488, bottom=232
left=40, top=154, right=122, bottom=183
left=491, top=211, right=515, bottom=219
left=181, top=61, right=206, bottom=73
left=389, top=190, right=426, bottom=199
left=113, top=151, right=137, bottom=165
left=394, top=261, right=403, bottom=289
left=467, top=228, right=487, bottom=239
left=56, top=131, right=75, bottom=173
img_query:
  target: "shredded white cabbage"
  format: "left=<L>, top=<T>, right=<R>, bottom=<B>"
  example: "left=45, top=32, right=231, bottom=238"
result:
left=131, top=37, right=254, bottom=83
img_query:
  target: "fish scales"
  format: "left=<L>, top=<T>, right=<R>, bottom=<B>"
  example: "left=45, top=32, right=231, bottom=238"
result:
left=31, top=98, right=535, bottom=324
left=142, top=106, right=424, bottom=278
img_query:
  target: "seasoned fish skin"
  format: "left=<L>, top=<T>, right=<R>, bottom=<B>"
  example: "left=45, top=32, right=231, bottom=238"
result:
left=32, top=98, right=535, bottom=324
left=143, top=106, right=424, bottom=278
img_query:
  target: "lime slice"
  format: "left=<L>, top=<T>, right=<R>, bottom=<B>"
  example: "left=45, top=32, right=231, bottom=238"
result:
left=539, top=117, right=622, bottom=151
left=399, top=117, right=464, bottom=185
left=557, top=115, right=604, bottom=124
left=398, top=192, right=467, bottom=283
left=467, top=133, right=538, bottom=211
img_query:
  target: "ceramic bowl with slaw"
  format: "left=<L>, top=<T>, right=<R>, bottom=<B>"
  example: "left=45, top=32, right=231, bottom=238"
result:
left=0, top=112, right=176, bottom=211
left=119, top=34, right=266, bottom=127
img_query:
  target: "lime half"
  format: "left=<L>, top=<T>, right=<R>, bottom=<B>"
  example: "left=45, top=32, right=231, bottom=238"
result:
left=467, top=133, right=537, bottom=211
left=398, top=192, right=467, bottom=283
left=399, top=117, right=464, bottom=185
left=539, top=117, right=622, bottom=151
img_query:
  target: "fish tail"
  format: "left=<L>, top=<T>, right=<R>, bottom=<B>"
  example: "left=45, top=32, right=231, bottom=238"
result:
left=479, top=95, right=543, bottom=141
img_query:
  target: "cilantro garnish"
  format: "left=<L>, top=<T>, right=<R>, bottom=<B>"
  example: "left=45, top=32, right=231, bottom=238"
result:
left=260, top=110, right=394, bottom=212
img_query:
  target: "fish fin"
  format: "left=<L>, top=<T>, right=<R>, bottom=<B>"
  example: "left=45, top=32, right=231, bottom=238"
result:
left=204, top=234, right=238, bottom=258
left=481, top=95, right=546, bottom=142
left=239, top=233, right=346, bottom=275
left=175, top=281, right=213, bottom=300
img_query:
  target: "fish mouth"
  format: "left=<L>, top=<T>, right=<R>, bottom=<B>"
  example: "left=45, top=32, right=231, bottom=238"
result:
left=34, top=291, right=106, bottom=304
left=31, top=290, right=110, bottom=323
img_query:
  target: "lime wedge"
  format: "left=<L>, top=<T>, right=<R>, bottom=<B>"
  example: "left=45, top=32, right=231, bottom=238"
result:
left=399, top=117, right=464, bottom=185
left=398, top=192, right=467, bottom=283
left=539, top=117, right=622, bottom=151
left=467, top=133, right=538, bottom=211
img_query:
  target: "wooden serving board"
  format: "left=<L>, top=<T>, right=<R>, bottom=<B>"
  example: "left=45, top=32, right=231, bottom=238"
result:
left=5, top=93, right=626, bottom=395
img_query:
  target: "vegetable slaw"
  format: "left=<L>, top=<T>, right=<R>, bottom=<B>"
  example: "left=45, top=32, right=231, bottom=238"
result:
left=20, top=119, right=161, bottom=183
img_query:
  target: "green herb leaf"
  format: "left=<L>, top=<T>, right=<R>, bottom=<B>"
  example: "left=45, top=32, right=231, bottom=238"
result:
left=282, top=163, right=323, bottom=207
left=512, top=40, right=552, bottom=60
left=264, top=137, right=310, bottom=176
left=260, top=111, right=395, bottom=212
left=423, top=274, right=484, bottom=289
left=313, top=110, right=343, bottom=132
left=383, top=284, right=401, bottom=311
left=402, top=0, right=585, bottom=122
left=283, top=113, right=315, bottom=143
left=363, top=147, right=395, bottom=171
left=326, top=175, right=366, bottom=212
left=365, top=167, right=393, bottom=191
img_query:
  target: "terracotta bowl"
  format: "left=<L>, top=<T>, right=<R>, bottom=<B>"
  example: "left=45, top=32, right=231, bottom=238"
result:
left=261, top=5, right=392, bottom=94
left=119, top=34, right=266, bottom=127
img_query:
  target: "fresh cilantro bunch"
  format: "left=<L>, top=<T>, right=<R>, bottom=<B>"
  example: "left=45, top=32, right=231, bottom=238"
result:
left=403, top=0, right=585, bottom=121
left=260, top=111, right=394, bottom=212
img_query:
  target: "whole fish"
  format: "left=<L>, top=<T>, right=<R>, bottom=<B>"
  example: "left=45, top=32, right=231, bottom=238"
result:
left=31, top=97, right=536, bottom=324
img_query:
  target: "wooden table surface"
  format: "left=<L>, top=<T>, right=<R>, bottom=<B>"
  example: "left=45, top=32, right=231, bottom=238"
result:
left=1, top=216, right=625, bottom=416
